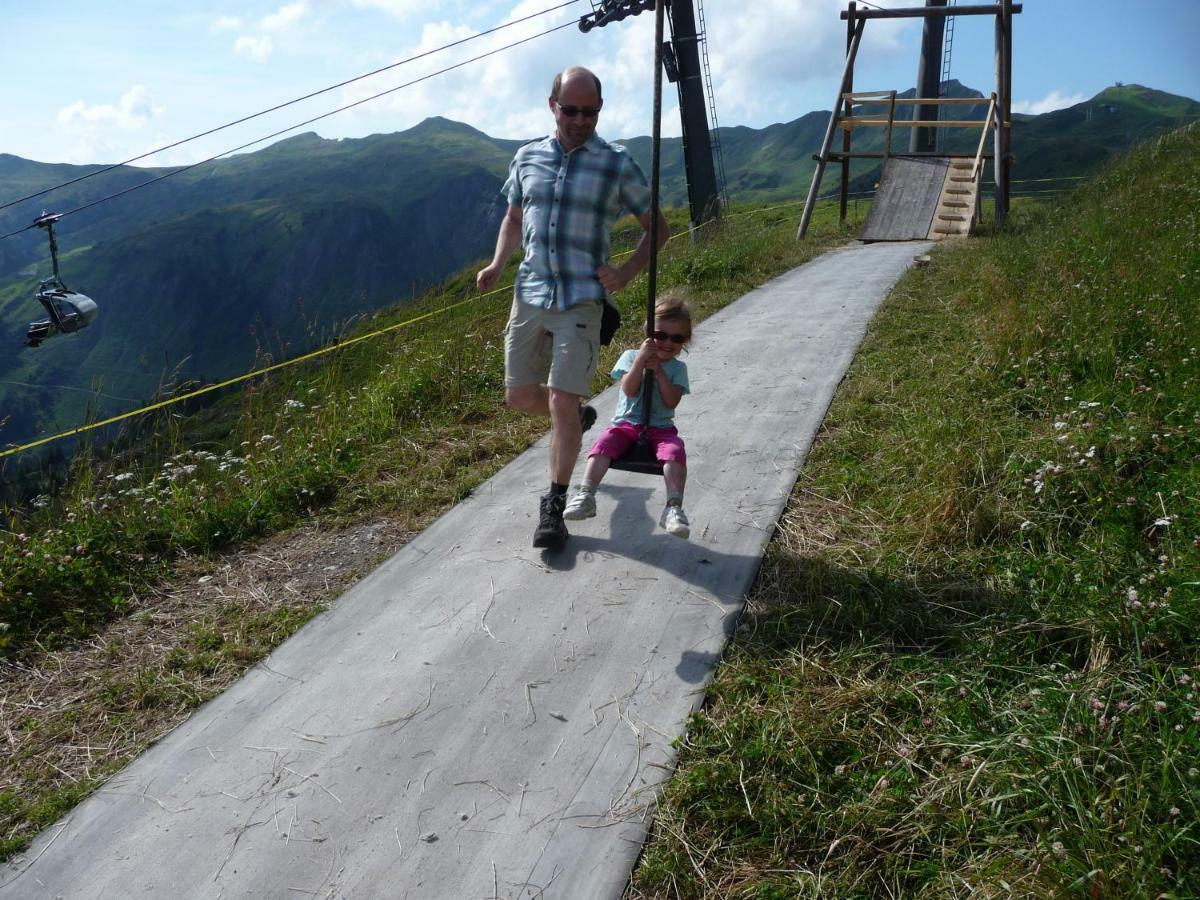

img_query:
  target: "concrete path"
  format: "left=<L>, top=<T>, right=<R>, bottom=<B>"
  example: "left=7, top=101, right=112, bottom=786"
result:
left=1, top=240, right=929, bottom=899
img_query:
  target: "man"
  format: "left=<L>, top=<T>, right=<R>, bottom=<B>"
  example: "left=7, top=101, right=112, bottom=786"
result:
left=477, top=65, right=670, bottom=549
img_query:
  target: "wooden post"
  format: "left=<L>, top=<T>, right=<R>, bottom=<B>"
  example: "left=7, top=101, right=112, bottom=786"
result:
left=798, top=16, right=866, bottom=238
left=994, top=0, right=1011, bottom=225
left=884, top=91, right=897, bottom=161
left=839, top=2, right=856, bottom=225
left=1001, top=0, right=1012, bottom=223
left=910, top=0, right=948, bottom=154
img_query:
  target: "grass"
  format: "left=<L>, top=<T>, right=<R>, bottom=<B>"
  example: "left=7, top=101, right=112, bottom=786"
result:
left=630, top=124, right=1200, bottom=897
left=8, top=121, right=1194, bottom=890
left=0, top=197, right=854, bottom=861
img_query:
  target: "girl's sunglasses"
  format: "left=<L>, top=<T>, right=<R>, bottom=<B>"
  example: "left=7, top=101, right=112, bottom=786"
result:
left=650, top=329, right=687, bottom=345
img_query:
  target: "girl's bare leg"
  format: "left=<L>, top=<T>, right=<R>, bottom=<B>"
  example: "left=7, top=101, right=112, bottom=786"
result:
left=583, top=454, right=612, bottom=487
left=663, top=461, right=686, bottom=498
left=564, top=454, right=611, bottom=521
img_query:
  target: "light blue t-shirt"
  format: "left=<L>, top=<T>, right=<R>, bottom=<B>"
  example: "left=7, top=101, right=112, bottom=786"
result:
left=609, top=348, right=690, bottom=429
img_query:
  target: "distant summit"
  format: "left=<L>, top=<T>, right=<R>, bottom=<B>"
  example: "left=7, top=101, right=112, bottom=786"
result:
left=1093, top=83, right=1200, bottom=117
left=405, top=116, right=495, bottom=140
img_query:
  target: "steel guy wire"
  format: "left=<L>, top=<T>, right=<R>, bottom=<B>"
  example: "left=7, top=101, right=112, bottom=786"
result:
left=0, top=0, right=582, bottom=217
left=0, top=17, right=580, bottom=243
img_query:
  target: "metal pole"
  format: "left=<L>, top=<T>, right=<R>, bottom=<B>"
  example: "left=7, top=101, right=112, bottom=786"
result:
left=642, top=0, right=666, bottom=425
left=47, top=220, right=61, bottom=283
left=798, top=16, right=866, bottom=238
left=648, top=0, right=664, bottom=318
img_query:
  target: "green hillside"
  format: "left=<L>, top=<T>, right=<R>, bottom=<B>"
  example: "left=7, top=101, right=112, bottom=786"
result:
left=1, top=83, right=1195, bottom=456
left=0, top=118, right=520, bottom=449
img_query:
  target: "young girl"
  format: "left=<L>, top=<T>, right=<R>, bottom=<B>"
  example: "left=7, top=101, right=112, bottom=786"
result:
left=564, top=294, right=692, bottom=538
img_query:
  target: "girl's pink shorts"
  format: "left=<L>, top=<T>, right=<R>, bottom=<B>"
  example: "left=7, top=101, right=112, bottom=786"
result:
left=588, top=423, right=687, bottom=466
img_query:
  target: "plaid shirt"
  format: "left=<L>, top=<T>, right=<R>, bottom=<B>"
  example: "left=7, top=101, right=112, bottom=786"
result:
left=503, top=133, right=652, bottom=311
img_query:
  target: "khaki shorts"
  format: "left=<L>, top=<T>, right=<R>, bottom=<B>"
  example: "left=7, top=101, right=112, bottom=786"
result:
left=504, top=298, right=601, bottom=398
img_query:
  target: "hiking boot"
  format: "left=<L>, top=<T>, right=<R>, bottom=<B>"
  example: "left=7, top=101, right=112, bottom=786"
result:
left=580, top=404, right=597, bottom=434
left=659, top=503, right=690, bottom=539
left=563, top=487, right=597, bottom=520
left=533, top=492, right=568, bottom=549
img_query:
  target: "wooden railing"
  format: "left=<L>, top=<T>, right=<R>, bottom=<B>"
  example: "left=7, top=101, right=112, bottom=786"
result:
left=972, top=95, right=998, bottom=182
left=838, top=91, right=998, bottom=134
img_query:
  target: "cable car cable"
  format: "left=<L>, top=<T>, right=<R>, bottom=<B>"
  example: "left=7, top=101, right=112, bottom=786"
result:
left=0, top=200, right=802, bottom=460
left=0, top=16, right=580, bottom=243
left=0, top=0, right=582, bottom=216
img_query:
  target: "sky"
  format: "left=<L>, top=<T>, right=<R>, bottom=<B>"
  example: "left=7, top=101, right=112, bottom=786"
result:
left=2, top=0, right=1199, bottom=170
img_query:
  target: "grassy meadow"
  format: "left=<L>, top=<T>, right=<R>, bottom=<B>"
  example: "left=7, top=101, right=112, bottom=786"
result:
left=1, top=121, right=1196, bottom=895
left=631, top=125, right=1200, bottom=897
left=0, top=197, right=851, bottom=860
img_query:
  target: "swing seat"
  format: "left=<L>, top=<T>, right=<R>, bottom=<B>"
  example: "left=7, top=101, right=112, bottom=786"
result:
left=609, top=435, right=664, bottom=475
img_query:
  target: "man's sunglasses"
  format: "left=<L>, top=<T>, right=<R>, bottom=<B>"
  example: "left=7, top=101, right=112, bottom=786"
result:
left=556, top=102, right=601, bottom=119
left=650, top=329, right=687, bottom=345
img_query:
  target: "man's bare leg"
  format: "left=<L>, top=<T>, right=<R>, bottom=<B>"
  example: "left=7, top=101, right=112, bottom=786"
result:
left=548, top=388, right=583, bottom=485
left=507, top=384, right=588, bottom=484
left=506, top=384, right=549, bottom=416
left=508, top=383, right=588, bottom=548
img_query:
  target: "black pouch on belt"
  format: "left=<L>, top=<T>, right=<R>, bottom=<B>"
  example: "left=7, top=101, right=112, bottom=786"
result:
left=600, top=299, right=621, bottom=346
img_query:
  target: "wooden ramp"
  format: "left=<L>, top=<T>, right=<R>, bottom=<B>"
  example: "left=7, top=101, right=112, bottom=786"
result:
left=860, top=156, right=949, bottom=241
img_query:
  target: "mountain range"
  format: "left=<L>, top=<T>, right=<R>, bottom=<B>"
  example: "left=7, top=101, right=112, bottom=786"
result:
left=1, top=82, right=1196, bottom=454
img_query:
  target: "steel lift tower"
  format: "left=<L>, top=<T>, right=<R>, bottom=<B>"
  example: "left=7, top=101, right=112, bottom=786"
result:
left=581, top=0, right=722, bottom=227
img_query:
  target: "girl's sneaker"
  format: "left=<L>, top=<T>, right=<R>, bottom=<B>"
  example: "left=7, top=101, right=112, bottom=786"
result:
left=660, top=503, right=690, bottom=539
left=563, top=487, right=597, bottom=520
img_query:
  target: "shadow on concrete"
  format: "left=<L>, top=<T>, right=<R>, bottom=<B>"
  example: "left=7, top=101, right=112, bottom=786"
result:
left=675, top=649, right=723, bottom=684
left=543, top=482, right=758, bottom=599
left=541, top=482, right=762, bottom=685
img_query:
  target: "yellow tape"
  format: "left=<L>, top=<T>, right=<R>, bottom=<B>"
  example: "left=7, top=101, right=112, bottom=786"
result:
left=1, top=203, right=791, bottom=461
left=0, top=288, right=506, bottom=460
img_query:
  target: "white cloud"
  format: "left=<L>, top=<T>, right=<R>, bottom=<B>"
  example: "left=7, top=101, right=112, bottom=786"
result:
left=333, top=5, right=587, bottom=139
left=57, top=85, right=163, bottom=130
left=52, top=87, right=167, bottom=164
left=212, top=15, right=242, bottom=32
left=1012, top=90, right=1086, bottom=116
left=224, top=3, right=307, bottom=66
left=322, top=0, right=919, bottom=145
left=703, top=0, right=915, bottom=126
left=261, top=1, right=308, bottom=32
left=350, top=0, right=434, bottom=18
left=235, top=35, right=274, bottom=62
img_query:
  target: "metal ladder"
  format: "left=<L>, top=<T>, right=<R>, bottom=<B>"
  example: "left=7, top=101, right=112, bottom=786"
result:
left=695, top=0, right=729, bottom=206
left=936, top=0, right=956, bottom=151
